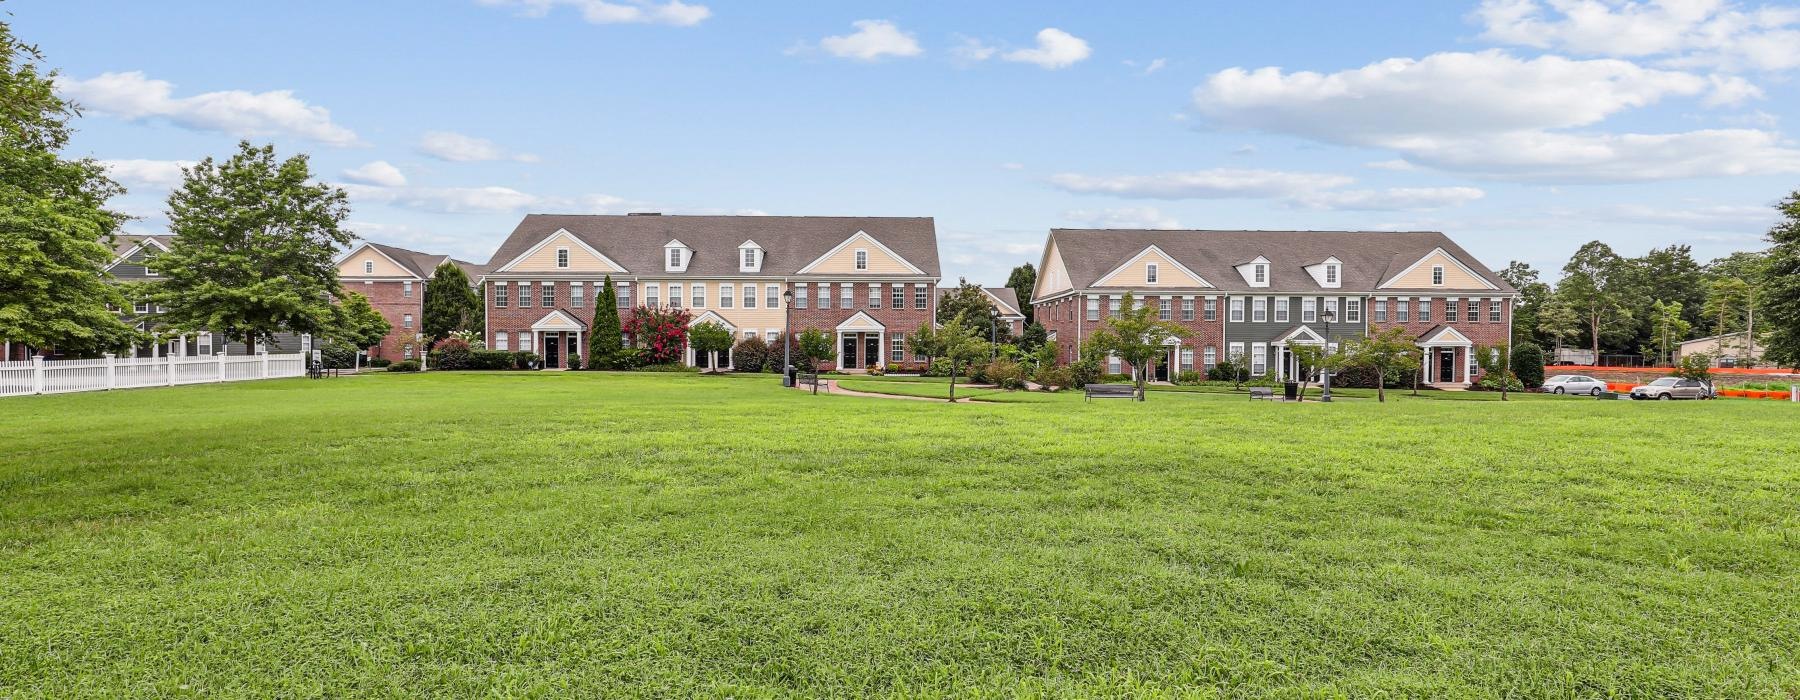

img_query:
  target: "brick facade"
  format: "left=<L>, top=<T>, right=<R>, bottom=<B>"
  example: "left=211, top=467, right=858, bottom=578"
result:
left=785, top=281, right=935, bottom=371
left=1368, top=295, right=1513, bottom=384
left=347, top=279, right=424, bottom=360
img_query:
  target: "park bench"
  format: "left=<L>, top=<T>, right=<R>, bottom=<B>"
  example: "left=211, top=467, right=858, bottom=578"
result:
left=1248, top=387, right=1276, bottom=401
left=1085, top=383, right=1136, bottom=401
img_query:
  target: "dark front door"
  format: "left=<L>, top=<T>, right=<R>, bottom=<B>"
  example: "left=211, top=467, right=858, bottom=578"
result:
left=841, top=333, right=858, bottom=369
left=1439, top=349, right=1455, bottom=382
left=544, top=332, right=560, bottom=368
left=865, top=334, right=880, bottom=369
left=567, top=334, right=580, bottom=367
left=1155, top=350, right=1170, bottom=382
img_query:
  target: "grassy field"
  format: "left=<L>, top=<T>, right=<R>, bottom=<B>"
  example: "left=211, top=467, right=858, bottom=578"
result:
left=2, top=372, right=1797, bottom=697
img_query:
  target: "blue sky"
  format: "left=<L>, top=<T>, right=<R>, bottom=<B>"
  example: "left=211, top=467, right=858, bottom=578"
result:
left=21, top=0, right=1800, bottom=284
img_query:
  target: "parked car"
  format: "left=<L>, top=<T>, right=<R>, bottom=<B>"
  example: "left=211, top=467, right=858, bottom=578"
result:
left=1629, top=377, right=1710, bottom=400
left=1543, top=374, right=1608, bottom=396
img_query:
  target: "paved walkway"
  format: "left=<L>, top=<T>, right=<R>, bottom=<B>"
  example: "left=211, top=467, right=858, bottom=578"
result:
left=791, top=378, right=985, bottom=403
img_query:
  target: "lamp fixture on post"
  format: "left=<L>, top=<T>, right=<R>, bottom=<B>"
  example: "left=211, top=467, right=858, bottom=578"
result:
left=1320, top=309, right=1336, bottom=402
left=782, top=288, right=794, bottom=381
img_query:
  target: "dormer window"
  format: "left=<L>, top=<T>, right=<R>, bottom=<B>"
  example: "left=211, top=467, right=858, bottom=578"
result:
left=1146, top=263, right=1159, bottom=284
left=1325, top=264, right=1338, bottom=284
left=664, top=239, right=691, bottom=273
left=855, top=249, right=868, bottom=270
left=1254, top=264, right=1266, bottom=284
left=1432, top=265, right=1445, bottom=286
left=364, top=260, right=374, bottom=274
left=556, top=248, right=569, bottom=269
left=738, top=240, right=763, bottom=273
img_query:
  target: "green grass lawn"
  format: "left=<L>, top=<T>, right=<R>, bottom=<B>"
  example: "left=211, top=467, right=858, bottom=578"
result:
left=3, top=372, right=1797, bottom=697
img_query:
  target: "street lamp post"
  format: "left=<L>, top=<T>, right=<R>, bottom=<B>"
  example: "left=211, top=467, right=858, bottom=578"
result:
left=1320, top=310, right=1336, bottom=403
left=782, top=289, right=794, bottom=382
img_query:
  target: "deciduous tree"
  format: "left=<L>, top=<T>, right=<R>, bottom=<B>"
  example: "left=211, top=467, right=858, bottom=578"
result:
left=421, top=261, right=480, bottom=348
left=147, top=142, right=351, bottom=352
left=1085, top=292, right=1187, bottom=401
left=937, top=278, right=1005, bottom=343
left=909, top=312, right=990, bottom=402
left=1556, top=241, right=1633, bottom=363
left=1005, top=263, right=1036, bottom=324
left=1341, top=326, right=1422, bottom=403
left=1761, top=192, right=1800, bottom=369
left=689, top=321, right=732, bottom=372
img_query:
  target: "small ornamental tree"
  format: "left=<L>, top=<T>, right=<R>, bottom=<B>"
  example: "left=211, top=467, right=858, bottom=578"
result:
left=1288, top=343, right=1328, bottom=401
left=1674, top=352, right=1713, bottom=382
left=589, top=275, right=625, bottom=369
left=422, top=261, right=481, bottom=350
left=623, top=306, right=691, bottom=366
left=1086, top=292, right=1187, bottom=401
left=1341, top=326, right=1423, bottom=403
left=795, top=328, right=835, bottom=392
left=689, top=321, right=733, bottom=372
left=909, top=312, right=991, bottom=402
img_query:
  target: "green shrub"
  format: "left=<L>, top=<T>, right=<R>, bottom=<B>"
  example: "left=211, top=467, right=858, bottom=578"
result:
left=430, top=338, right=473, bottom=370
left=369, top=357, right=393, bottom=368
left=985, top=358, right=1027, bottom=390
left=567, top=354, right=583, bottom=370
left=1475, top=371, right=1524, bottom=392
left=319, top=345, right=356, bottom=370
left=466, top=350, right=514, bottom=370
left=1034, top=365, right=1074, bottom=391
left=636, top=363, right=699, bottom=373
left=512, top=352, right=540, bottom=370
left=385, top=360, right=421, bottom=372
left=1176, top=370, right=1203, bottom=385
left=1511, top=344, right=1545, bottom=388
left=731, top=336, right=772, bottom=373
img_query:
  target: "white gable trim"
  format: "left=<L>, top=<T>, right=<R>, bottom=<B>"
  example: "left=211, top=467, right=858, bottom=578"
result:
left=1093, top=245, right=1212, bottom=288
left=495, top=229, right=626, bottom=274
left=687, top=310, right=736, bottom=330
left=979, top=288, right=1024, bottom=317
left=1273, top=325, right=1326, bottom=345
left=334, top=242, right=424, bottom=280
left=835, top=310, right=887, bottom=331
left=104, top=239, right=170, bottom=272
left=530, top=309, right=587, bottom=331
left=1379, top=247, right=1499, bottom=290
left=796, top=230, right=926, bottom=275
left=1419, top=326, right=1474, bottom=346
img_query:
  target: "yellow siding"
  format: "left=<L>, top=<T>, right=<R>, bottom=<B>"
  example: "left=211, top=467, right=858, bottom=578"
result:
left=339, top=248, right=412, bottom=277
left=1094, top=248, right=1202, bottom=287
left=510, top=232, right=623, bottom=272
left=1035, top=241, right=1073, bottom=299
left=806, top=236, right=918, bottom=274
left=1388, top=251, right=1487, bottom=289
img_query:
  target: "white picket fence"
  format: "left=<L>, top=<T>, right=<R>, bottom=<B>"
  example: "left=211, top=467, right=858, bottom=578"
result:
left=0, top=352, right=306, bottom=398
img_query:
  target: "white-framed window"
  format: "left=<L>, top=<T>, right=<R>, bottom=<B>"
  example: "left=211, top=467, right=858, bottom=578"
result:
left=520, top=334, right=534, bottom=352
left=1087, top=297, right=1100, bottom=321
left=691, top=283, right=704, bottom=308
left=668, top=248, right=683, bottom=269
left=766, top=285, right=779, bottom=309
left=742, top=284, right=756, bottom=309
left=646, top=283, right=660, bottom=308
left=556, top=248, right=569, bottom=268
left=1325, top=298, right=1338, bottom=321
left=1397, top=300, right=1410, bottom=323
left=1147, top=263, right=1159, bottom=284
left=914, top=284, right=927, bottom=310
left=1251, top=343, right=1267, bottom=376
left=1325, top=264, right=1338, bottom=284
left=669, top=283, right=683, bottom=308
left=1374, top=299, right=1387, bottom=322
left=743, top=329, right=756, bottom=341
left=1347, top=298, right=1362, bottom=323
left=403, top=314, right=413, bottom=329
left=1254, top=264, right=1267, bottom=284
left=1302, top=298, right=1316, bottom=323
left=134, top=302, right=151, bottom=314
left=855, top=249, right=869, bottom=270
left=1159, top=298, right=1172, bottom=320
left=495, top=332, right=509, bottom=351
left=403, top=344, right=413, bottom=358
left=403, top=281, right=414, bottom=298
left=891, top=335, right=905, bottom=360
left=814, top=283, right=830, bottom=309
left=1468, top=300, right=1480, bottom=322
left=1252, top=297, right=1267, bottom=322
left=840, top=284, right=853, bottom=308
left=1181, top=298, right=1194, bottom=321
left=720, top=284, right=733, bottom=308
left=1203, top=345, right=1217, bottom=369
left=1180, top=348, right=1194, bottom=371
left=518, top=283, right=532, bottom=308
left=1204, top=298, right=1217, bottom=321
left=571, top=282, right=585, bottom=307
left=1275, top=298, right=1289, bottom=323
left=494, top=282, right=509, bottom=308
left=766, top=330, right=779, bottom=344
left=1228, top=342, right=1244, bottom=366
left=1229, top=297, right=1244, bottom=322
left=363, top=260, right=374, bottom=274
left=869, top=283, right=881, bottom=309
left=742, top=248, right=757, bottom=269
left=1109, top=296, right=1121, bottom=316
left=1445, top=299, right=1458, bottom=322
left=198, top=332, right=213, bottom=356
left=618, top=284, right=631, bottom=308
left=1432, top=265, right=1445, bottom=286
left=892, top=285, right=906, bottom=309
left=541, top=283, right=554, bottom=308
left=1418, top=298, right=1432, bottom=323
left=1490, top=300, right=1503, bottom=323
left=1471, top=350, right=1482, bottom=378
left=1107, top=353, right=1121, bottom=375
left=795, top=285, right=809, bottom=309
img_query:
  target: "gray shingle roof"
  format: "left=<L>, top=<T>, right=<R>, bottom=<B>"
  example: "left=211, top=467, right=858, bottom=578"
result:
left=1047, top=229, right=1514, bottom=295
left=984, top=287, right=1023, bottom=316
left=111, top=234, right=173, bottom=259
left=365, top=242, right=480, bottom=280
left=486, top=215, right=940, bottom=277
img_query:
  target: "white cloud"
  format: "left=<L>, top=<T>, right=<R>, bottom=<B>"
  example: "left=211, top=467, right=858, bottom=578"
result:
left=1474, top=0, right=1800, bottom=72
left=951, top=37, right=998, bottom=63
left=1142, top=58, right=1168, bottom=75
left=341, top=161, right=407, bottom=187
left=55, top=72, right=359, bottom=146
left=1063, top=207, right=1182, bottom=229
left=1366, top=159, right=1418, bottom=171
left=416, top=131, right=540, bottom=163
left=99, top=159, right=195, bottom=189
left=340, top=182, right=644, bottom=215
left=476, top=0, right=710, bottom=26
left=814, top=20, right=923, bottom=61
left=1191, top=50, right=1799, bottom=182
left=1049, top=169, right=1354, bottom=199
left=1002, top=28, right=1091, bottom=69
left=1288, top=187, right=1487, bottom=211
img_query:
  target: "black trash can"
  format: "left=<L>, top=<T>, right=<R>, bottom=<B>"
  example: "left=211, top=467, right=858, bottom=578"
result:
left=1283, top=381, right=1298, bottom=401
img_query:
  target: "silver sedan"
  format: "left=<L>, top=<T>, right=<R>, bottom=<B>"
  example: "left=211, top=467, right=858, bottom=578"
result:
left=1543, top=374, right=1608, bottom=396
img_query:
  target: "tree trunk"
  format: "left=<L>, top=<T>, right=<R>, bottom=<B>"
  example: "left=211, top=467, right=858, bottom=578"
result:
left=949, top=361, right=958, bottom=402
left=1377, top=370, right=1386, bottom=403
left=1747, top=294, right=1756, bottom=366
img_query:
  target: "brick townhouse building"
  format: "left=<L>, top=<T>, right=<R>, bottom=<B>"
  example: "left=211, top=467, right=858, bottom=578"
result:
left=479, top=214, right=940, bottom=371
left=1031, top=229, right=1516, bottom=387
left=336, top=242, right=486, bottom=360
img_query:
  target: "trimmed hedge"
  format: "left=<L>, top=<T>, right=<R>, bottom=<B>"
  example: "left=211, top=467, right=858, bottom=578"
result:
left=386, top=360, right=421, bottom=372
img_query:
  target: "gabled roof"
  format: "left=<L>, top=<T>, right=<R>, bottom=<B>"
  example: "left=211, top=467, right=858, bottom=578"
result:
left=836, top=310, right=886, bottom=331
left=1417, top=325, right=1474, bottom=346
left=688, top=310, right=735, bottom=329
left=104, top=234, right=174, bottom=271
left=1043, top=230, right=1515, bottom=294
left=937, top=286, right=1025, bottom=318
left=530, top=309, right=587, bottom=331
left=484, top=215, right=940, bottom=278
left=1274, top=325, right=1326, bottom=344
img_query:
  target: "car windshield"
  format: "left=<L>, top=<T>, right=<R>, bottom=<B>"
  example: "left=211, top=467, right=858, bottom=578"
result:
left=1548, top=375, right=1572, bottom=382
left=1650, top=378, right=1679, bottom=386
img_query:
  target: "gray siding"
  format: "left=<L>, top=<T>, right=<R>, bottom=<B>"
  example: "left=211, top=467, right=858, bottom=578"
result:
left=1222, top=293, right=1368, bottom=375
